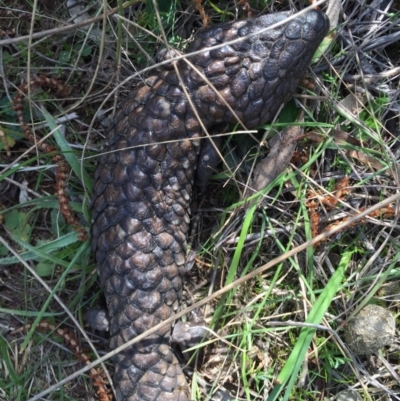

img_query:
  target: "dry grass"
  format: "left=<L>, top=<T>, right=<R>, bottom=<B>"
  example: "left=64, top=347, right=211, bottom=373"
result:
left=0, top=0, right=400, bottom=400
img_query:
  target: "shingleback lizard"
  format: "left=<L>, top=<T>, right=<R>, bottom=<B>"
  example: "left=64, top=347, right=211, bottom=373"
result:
left=91, top=9, right=329, bottom=401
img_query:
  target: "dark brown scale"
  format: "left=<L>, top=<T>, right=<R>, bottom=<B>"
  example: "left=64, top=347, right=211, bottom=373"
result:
left=92, top=10, right=329, bottom=401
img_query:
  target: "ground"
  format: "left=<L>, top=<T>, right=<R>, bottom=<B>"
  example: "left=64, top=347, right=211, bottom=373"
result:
left=0, top=0, right=400, bottom=400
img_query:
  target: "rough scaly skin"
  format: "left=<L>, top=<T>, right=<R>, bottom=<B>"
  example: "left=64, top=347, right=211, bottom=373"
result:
left=92, top=10, right=329, bottom=401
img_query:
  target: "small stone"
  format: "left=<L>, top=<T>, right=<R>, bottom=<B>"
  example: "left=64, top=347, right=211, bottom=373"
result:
left=343, top=304, right=396, bottom=355
left=336, top=390, right=363, bottom=401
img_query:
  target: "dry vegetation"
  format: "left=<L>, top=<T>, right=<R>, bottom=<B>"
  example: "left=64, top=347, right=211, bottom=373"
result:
left=0, top=0, right=400, bottom=400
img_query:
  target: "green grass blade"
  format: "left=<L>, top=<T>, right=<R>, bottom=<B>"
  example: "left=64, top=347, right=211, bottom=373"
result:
left=212, top=203, right=257, bottom=325
left=0, top=232, right=78, bottom=265
left=267, top=251, right=351, bottom=401
left=41, top=107, right=93, bottom=193
left=19, top=240, right=89, bottom=351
